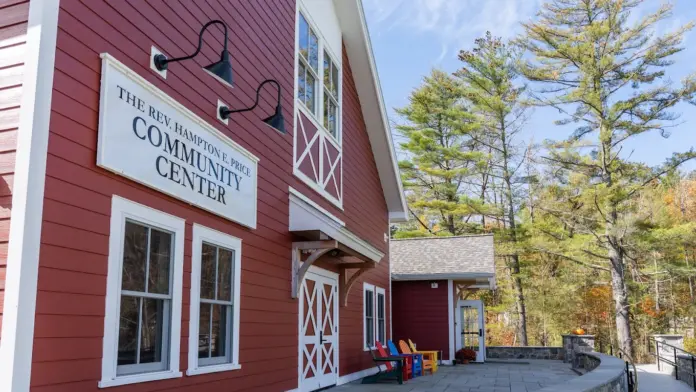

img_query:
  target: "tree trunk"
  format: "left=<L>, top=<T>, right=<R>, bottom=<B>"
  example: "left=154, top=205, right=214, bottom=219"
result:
left=608, top=243, right=633, bottom=357
left=510, top=255, right=529, bottom=346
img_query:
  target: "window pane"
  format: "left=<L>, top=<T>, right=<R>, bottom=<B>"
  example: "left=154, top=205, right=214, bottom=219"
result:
left=121, top=221, right=147, bottom=292
left=148, top=229, right=171, bottom=295
left=198, top=303, right=211, bottom=359
left=309, top=30, right=318, bottom=71
left=331, top=65, right=339, bottom=98
left=298, top=62, right=307, bottom=103
left=211, top=304, right=228, bottom=358
left=140, top=298, right=165, bottom=364
left=306, top=72, right=316, bottom=113
left=378, top=320, right=385, bottom=343
left=377, top=294, right=385, bottom=319
left=299, top=14, right=309, bottom=59
left=201, top=243, right=216, bottom=300
left=117, top=296, right=139, bottom=366
left=366, top=318, right=374, bottom=347
left=329, top=100, right=337, bottom=137
left=365, top=291, right=374, bottom=317
left=323, top=93, right=330, bottom=130
left=324, top=52, right=331, bottom=89
left=217, top=248, right=233, bottom=302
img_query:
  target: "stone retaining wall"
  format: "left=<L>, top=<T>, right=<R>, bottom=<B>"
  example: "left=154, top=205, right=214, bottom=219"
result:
left=486, top=346, right=564, bottom=360
left=539, top=352, right=628, bottom=392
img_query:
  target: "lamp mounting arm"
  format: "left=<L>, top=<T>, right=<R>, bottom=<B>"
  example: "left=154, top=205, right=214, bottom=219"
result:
left=155, top=20, right=229, bottom=70
left=220, top=79, right=281, bottom=117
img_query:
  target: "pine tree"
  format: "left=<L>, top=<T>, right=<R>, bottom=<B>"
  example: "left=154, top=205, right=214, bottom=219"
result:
left=395, top=69, right=487, bottom=236
left=456, top=32, right=531, bottom=345
left=518, top=0, right=696, bottom=356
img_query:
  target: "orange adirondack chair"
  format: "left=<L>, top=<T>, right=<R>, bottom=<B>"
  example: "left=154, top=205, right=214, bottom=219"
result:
left=377, top=341, right=411, bottom=381
left=399, top=340, right=434, bottom=374
left=408, top=339, right=439, bottom=373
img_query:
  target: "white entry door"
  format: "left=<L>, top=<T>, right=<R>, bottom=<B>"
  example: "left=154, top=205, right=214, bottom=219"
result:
left=299, top=269, right=338, bottom=391
left=456, top=300, right=485, bottom=362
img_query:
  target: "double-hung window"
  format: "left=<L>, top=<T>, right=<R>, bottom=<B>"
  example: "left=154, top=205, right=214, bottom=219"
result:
left=100, top=196, right=185, bottom=388
left=363, top=283, right=375, bottom=350
left=297, top=12, right=341, bottom=140
left=187, top=224, right=242, bottom=375
left=364, top=283, right=387, bottom=350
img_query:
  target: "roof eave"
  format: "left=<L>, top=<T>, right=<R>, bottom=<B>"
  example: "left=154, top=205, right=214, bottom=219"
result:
left=391, top=272, right=495, bottom=281
left=333, top=0, right=408, bottom=223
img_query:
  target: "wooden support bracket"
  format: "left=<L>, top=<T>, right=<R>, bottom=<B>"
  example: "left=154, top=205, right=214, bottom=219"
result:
left=291, top=242, right=334, bottom=299
left=338, top=261, right=376, bottom=307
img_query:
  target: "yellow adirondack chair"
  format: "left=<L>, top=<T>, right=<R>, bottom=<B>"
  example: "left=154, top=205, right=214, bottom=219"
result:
left=399, top=340, right=435, bottom=374
left=407, top=339, right=439, bottom=373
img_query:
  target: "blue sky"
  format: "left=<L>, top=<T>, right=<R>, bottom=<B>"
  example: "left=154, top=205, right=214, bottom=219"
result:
left=363, top=0, right=696, bottom=170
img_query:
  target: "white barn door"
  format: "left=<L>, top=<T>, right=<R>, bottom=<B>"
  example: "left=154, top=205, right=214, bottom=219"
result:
left=299, top=269, right=338, bottom=391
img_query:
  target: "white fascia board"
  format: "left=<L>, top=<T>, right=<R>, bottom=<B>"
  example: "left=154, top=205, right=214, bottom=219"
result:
left=391, top=272, right=495, bottom=282
left=0, top=2, right=60, bottom=391
left=289, top=189, right=384, bottom=262
left=333, top=0, right=408, bottom=221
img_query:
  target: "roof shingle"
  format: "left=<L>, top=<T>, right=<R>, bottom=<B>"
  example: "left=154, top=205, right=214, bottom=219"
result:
left=390, top=235, right=495, bottom=280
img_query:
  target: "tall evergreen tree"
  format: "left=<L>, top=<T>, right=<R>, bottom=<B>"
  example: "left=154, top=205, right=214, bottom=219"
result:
left=456, top=32, right=531, bottom=345
left=395, top=70, right=487, bottom=236
left=518, top=0, right=696, bottom=356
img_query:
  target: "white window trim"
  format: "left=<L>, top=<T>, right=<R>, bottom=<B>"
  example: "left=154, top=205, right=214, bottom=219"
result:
left=375, top=287, right=386, bottom=346
left=99, top=196, right=185, bottom=388
left=296, top=9, right=343, bottom=146
left=363, top=283, right=376, bottom=351
left=187, top=224, right=242, bottom=376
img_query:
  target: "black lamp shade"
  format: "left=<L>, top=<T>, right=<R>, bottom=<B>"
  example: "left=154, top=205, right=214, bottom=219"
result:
left=204, top=50, right=233, bottom=88
left=263, top=105, right=286, bottom=134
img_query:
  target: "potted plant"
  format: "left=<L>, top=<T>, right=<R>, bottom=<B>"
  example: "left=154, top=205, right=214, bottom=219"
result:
left=455, top=348, right=477, bottom=364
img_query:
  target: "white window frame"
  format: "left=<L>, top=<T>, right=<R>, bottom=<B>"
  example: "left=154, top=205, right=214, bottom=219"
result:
left=375, top=287, right=386, bottom=346
left=296, top=10, right=342, bottom=145
left=99, top=196, right=185, bottom=388
left=363, top=283, right=376, bottom=351
left=187, top=224, right=242, bottom=376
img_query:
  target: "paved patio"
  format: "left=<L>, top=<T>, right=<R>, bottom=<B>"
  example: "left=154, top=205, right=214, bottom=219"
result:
left=335, top=360, right=578, bottom=392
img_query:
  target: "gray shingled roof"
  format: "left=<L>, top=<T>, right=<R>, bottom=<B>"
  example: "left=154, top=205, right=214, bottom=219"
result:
left=390, top=235, right=495, bottom=280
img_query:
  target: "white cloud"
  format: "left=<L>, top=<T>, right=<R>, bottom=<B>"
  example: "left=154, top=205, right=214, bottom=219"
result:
left=364, top=0, right=542, bottom=62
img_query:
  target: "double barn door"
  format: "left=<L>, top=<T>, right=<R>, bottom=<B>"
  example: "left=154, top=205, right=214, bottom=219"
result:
left=299, top=270, right=338, bottom=391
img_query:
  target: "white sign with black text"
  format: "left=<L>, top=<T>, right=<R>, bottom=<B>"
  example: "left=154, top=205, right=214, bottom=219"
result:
left=97, top=54, right=258, bottom=228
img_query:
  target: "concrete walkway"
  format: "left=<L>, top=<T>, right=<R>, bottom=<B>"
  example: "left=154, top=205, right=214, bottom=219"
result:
left=335, top=360, right=577, bottom=392
left=635, top=364, right=693, bottom=392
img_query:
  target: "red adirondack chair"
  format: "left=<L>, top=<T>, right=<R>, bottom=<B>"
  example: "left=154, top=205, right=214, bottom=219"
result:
left=376, top=341, right=412, bottom=381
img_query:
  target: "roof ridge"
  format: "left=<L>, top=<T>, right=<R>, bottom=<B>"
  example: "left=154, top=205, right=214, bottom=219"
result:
left=391, top=234, right=493, bottom=241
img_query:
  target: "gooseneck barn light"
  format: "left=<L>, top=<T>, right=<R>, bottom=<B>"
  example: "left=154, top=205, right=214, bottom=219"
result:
left=219, top=79, right=286, bottom=134
left=153, top=20, right=234, bottom=88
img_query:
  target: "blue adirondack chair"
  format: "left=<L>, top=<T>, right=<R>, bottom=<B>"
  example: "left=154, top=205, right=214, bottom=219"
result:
left=388, top=340, right=422, bottom=377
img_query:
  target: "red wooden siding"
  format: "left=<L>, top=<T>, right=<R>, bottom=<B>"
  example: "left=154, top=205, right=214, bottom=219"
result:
left=0, top=0, right=27, bottom=337
left=392, top=280, right=451, bottom=360
left=29, top=1, right=390, bottom=391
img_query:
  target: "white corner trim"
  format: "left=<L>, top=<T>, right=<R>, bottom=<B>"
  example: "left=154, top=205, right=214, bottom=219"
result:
left=289, top=186, right=344, bottom=226
left=99, top=196, right=185, bottom=388
left=447, top=279, right=455, bottom=362
left=188, top=224, right=242, bottom=376
left=0, top=2, right=59, bottom=392
left=336, top=366, right=381, bottom=385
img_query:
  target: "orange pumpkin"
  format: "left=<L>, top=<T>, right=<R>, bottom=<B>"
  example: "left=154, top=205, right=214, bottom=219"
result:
left=573, top=328, right=586, bottom=335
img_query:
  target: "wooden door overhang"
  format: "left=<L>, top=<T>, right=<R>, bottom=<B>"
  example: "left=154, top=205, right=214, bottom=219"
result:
left=290, top=230, right=381, bottom=306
